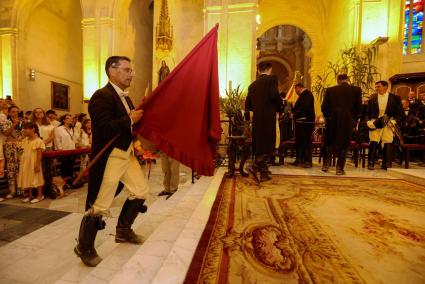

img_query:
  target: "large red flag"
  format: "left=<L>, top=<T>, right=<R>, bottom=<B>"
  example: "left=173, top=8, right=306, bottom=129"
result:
left=134, top=24, right=221, bottom=176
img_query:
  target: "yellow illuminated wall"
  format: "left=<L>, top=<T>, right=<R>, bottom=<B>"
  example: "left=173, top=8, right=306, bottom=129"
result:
left=205, top=1, right=257, bottom=96
left=0, top=33, right=14, bottom=99
left=81, top=18, right=114, bottom=101
left=361, top=1, right=389, bottom=44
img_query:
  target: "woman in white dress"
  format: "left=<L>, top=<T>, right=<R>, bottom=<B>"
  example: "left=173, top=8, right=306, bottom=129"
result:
left=54, top=114, right=76, bottom=180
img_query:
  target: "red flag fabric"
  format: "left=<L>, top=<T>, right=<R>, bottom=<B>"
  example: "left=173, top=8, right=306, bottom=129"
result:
left=134, top=24, right=221, bottom=176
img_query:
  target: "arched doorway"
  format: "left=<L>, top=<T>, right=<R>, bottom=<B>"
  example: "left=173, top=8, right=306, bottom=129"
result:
left=257, top=25, right=312, bottom=94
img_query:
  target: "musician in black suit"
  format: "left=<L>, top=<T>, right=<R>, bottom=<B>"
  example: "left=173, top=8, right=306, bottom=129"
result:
left=408, top=91, right=421, bottom=110
left=321, top=74, right=362, bottom=175
left=74, top=56, right=148, bottom=267
left=401, top=99, right=421, bottom=143
left=292, top=83, right=315, bottom=168
left=245, top=62, right=283, bottom=183
left=365, top=80, right=403, bottom=170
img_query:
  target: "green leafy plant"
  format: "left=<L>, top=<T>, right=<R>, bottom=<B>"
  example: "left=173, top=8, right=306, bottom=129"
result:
left=312, top=46, right=381, bottom=103
left=220, top=85, right=246, bottom=135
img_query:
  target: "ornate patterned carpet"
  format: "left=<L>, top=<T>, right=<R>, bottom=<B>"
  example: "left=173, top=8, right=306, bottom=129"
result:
left=184, top=175, right=425, bottom=284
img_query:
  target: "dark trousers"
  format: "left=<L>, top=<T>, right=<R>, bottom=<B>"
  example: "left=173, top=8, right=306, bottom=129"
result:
left=295, top=122, right=313, bottom=164
left=253, top=153, right=270, bottom=177
left=60, top=156, right=75, bottom=179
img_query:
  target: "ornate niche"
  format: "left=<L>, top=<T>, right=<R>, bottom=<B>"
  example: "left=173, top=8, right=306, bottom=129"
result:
left=156, top=0, right=173, bottom=51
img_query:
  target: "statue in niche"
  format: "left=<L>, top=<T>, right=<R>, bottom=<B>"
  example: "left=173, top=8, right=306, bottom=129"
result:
left=158, top=60, right=170, bottom=84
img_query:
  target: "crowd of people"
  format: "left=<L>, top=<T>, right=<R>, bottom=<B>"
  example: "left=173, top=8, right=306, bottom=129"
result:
left=243, top=62, right=425, bottom=183
left=0, top=100, right=92, bottom=204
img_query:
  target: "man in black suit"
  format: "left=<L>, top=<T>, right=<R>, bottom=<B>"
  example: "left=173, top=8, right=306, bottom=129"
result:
left=321, top=74, right=362, bottom=175
left=292, top=83, right=315, bottom=168
left=366, top=80, right=403, bottom=170
left=245, top=62, right=283, bottom=183
left=408, top=91, right=420, bottom=110
left=74, top=56, right=148, bottom=267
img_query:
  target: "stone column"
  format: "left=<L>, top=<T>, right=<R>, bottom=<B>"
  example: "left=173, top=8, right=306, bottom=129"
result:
left=80, top=0, right=115, bottom=102
left=204, top=0, right=258, bottom=95
left=80, top=17, right=114, bottom=102
left=0, top=28, right=18, bottom=100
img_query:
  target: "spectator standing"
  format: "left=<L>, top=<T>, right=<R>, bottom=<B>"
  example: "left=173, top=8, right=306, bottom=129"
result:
left=1, top=105, right=24, bottom=199
left=32, top=108, right=55, bottom=151
left=17, top=122, right=45, bottom=203
left=54, top=114, right=76, bottom=181
left=46, top=109, right=61, bottom=127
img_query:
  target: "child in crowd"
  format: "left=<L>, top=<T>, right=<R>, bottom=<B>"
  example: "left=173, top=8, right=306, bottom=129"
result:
left=17, top=122, right=45, bottom=203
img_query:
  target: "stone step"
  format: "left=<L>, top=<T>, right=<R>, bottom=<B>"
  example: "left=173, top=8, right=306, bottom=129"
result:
left=52, top=177, right=194, bottom=284
left=108, top=174, right=217, bottom=284
left=73, top=179, right=197, bottom=284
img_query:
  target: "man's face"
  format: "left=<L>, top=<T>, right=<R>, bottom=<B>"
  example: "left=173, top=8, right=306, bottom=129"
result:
left=109, top=60, right=133, bottom=90
left=9, top=107, right=19, bottom=118
left=421, top=93, right=425, bottom=102
left=401, top=99, right=409, bottom=109
left=295, top=86, right=302, bottom=95
left=408, top=91, right=416, bottom=99
left=375, top=83, right=388, bottom=95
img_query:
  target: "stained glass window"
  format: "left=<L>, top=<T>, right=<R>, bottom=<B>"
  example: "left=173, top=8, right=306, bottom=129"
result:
left=404, top=0, right=424, bottom=55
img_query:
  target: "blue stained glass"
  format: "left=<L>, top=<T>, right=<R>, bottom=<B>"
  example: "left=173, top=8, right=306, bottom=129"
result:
left=410, top=0, right=424, bottom=54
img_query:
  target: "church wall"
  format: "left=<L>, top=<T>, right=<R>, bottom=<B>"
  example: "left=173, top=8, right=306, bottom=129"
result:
left=152, top=0, right=204, bottom=89
left=113, top=0, right=153, bottom=104
left=18, top=0, right=83, bottom=115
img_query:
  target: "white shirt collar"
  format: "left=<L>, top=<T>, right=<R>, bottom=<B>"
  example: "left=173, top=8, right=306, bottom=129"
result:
left=110, top=81, right=128, bottom=97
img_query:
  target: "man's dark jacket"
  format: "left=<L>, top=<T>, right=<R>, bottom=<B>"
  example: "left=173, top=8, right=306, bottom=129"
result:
left=245, top=74, right=283, bottom=155
left=322, top=83, right=362, bottom=148
left=85, top=83, right=134, bottom=210
left=365, top=93, right=403, bottom=123
left=293, top=89, right=315, bottom=123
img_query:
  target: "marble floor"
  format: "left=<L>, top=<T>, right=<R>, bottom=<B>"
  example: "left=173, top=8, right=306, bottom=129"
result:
left=0, top=158, right=423, bottom=284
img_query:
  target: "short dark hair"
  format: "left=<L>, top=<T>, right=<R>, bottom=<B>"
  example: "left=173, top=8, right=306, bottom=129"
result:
left=258, top=62, right=272, bottom=72
left=375, top=80, right=388, bottom=87
left=25, top=110, right=32, bottom=116
left=78, top=113, right=87, bottom=122
left=105, top=56, right=131, bottom=77
left=295, top=83, right=304, bottom=88
left=23, top=121, right=40, bottom=137
left=46, top=109, right=56, bottom=115
left=8, top=105, right=18, bottom=112
left=337, top=74, right=349, bottom=81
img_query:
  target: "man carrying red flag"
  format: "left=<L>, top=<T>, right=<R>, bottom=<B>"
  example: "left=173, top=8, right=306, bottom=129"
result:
left=75, top=56, right=149, bottom=267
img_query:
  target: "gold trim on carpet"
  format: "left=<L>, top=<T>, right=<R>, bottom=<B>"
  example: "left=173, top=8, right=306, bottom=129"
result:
left=185, top=175, right=425, bottom=284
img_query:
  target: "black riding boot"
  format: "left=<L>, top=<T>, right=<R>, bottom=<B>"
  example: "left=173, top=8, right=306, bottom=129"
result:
left=74, top=214, right=105, bottom=267
left=321, top=146, right=331, bottom=172
left=239, top=142, right=250, bottom=177
left=382, top=143, right=393, bottom=170
left=303, top=145, right=313, bottom=168
left=291, top=146, right=303, bottom=166
left=367, top=142, right=379, bottom=170
left=336, top=149, right=348, bottom=175
left=116, top=199, right=146, bottom=244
